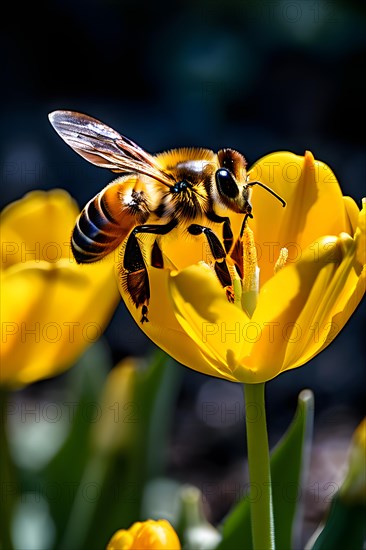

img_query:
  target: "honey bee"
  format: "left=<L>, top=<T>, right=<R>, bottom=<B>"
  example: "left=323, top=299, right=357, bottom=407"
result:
left=49, top=111, right=285, bottom=322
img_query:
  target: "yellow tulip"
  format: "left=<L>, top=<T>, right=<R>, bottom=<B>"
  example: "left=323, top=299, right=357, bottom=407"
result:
left=1, top=190, right=119, bottom=387
left=118, top=151, right=365, bottom=383
left=106, top=519, right=181, bottom=550
left=90, top=358, right=137, bottom=455
left=340, top=418, right=366, bottom=504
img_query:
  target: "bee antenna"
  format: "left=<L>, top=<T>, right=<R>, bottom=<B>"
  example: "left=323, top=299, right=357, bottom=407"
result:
left=247, top=181, right=286, bottom=207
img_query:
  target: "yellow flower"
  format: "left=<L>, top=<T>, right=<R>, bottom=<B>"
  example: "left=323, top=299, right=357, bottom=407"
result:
left=106, top=519, right=181, bottom=550
left=90, top=359, right=136, bottom=455
left=340, top=418, right=366, bottom=504
left=1, top=189, right=119, bottom=387
left=118, top=152, right=365, bottom=383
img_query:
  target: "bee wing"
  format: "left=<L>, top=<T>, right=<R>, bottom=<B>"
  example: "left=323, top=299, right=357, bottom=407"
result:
left=48, top=110, right=173, bottom=187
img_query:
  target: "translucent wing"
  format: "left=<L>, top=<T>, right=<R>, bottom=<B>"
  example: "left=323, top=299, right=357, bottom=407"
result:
left=48, top=110, right=174, bottom=187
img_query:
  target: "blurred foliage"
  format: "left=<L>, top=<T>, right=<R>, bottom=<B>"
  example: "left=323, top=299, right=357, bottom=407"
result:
left=309, top=495, right=366, bottom=550
left=3, top=355, right=364, bottom=549
left=1, top=346, right=182, bottom=549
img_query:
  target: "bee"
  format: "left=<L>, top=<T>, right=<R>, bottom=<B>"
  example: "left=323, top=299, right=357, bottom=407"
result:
left=49, top=111, right=285, bottom=323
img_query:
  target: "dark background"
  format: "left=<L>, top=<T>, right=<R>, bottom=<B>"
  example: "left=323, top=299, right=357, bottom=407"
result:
left=2, top=0, right=366, bottom=541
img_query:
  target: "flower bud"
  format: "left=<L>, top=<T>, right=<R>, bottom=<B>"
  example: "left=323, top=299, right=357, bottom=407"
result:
left=106, top=519, right=181, bottom=549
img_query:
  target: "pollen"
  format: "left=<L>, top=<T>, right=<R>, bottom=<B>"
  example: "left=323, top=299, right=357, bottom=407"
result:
left=241, top=225, right=259, bottom=318
left=274, top=247, right=288, bottom=274
left=242, top=226, right=258, bottom=293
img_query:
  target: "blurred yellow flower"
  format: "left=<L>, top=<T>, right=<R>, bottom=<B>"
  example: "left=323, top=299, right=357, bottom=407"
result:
left=118, top=152, right=365, bottom=383
left=1, top=189, right=119, bottom=387
left=340, top=418, right=366, bottom=504
left=106, top=519, right=181, bottom=550
left=91, top=358, right=137, bottom=455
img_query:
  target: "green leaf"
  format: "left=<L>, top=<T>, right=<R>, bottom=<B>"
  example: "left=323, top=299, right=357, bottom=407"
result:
left=216, top=389, right=314, bottom=550
left=309, top=495, right=366, bottom=549
left=271, top=389, right=314, bottom=549
left=42, top=340, right=112, bottom=547
left=138, top=350, right=184, bottom=479
left=80, top=350, right=183, bottom=549
left=216, top=494, right=250, bottom=550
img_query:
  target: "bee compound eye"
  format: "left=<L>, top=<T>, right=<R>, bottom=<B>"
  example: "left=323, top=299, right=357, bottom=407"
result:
left=215, top=168, right=239, bottom=199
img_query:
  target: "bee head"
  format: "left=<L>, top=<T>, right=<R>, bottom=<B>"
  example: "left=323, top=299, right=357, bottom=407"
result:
left=215, top=149, right=252, bottom=214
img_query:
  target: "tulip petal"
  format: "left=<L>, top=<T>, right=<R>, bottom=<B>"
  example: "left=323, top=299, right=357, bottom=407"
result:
left=161, top=229, right=212, bottom=271
left=284, top=204, right=365, bottom=370
left=356, top=199, right=366, bottom=268
left=107, top=519, right=181, bottom=550
left=117, top=264, right=237, bottom=380
left=306, top=267, right=365, bottom=363
left=343, top=196, right=361, bottom=236
left=1, top=259, right=119, bottom=387
left=236, top=267, right=305, bottom=382
left=0, top=189, right=78, bottom=268
left=284, top=235, right=364, bottom=369
left=169, top=265, right=249, bottom=380
left=280, top=237, right=346, bottom=368
left=232, top=237, right=343, bottom=382
left=249, top=151, right=348, bottom=284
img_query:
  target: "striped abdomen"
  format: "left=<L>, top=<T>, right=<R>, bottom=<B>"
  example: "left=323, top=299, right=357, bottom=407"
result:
left=71, top=176, right=151, bottom=263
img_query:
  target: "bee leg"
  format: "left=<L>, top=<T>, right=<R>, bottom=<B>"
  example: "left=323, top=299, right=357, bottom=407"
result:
left=230, top=239, right=244, bottom=279
left=230, top=213, right=251, bottom=279
left=123, top=231, right=150, bottom=323
left=123, top=219, right=178, bottom=322
left=206, top=212, right=233, bottom=253
left=151, top=239, right=164, bottom=268
left=240, top=212, right=252, bottom=238
left=188, top=224, right=235, bottom=303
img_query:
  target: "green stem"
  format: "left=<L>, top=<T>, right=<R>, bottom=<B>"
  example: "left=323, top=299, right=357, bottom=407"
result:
left=244, top=383, right=274, bottom=550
